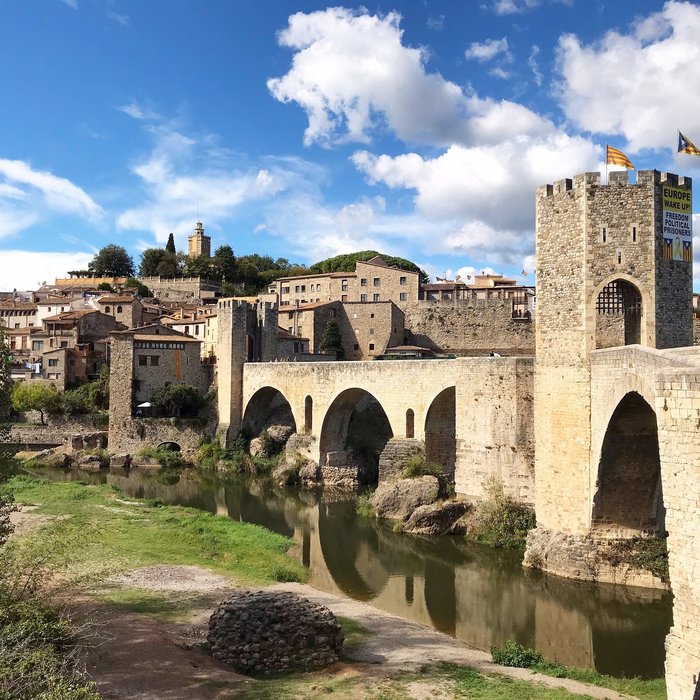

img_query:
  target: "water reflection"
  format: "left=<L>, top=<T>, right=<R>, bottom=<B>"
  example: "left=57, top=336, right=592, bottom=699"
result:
left=26, top=467, right=671, bottom=678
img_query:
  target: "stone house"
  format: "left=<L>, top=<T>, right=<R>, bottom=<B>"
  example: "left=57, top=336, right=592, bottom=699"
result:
left=42, top=309, right=121, bottom=352
left=277, top=327, right=310, bottom=359
left=96, top=294, right=144, bottom=329
left=161, top=307, right=219, bottom=359
left=281, top=300, right=405, bottom=360
left=0, top=300, right=38, bottom=329
left=268, top=255, right=420, bottom=310
left=41, top=346, right=104, bottom=389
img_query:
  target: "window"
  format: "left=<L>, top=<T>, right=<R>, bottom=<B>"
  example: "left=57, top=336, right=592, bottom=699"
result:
left=69, top=359, right=75, bottom=367
left=104, top=306, right=110, bottom=313
left=288, top=312, right=294, bottom=319
left=360, top=278, right=367, bottom=286
left=138, top=355, right=148, bottom=366
left=293, top=342, right=299, bottom=353
left=150, top=355, right=159, bottom=366
left=341, top=280, right=348, bottom=291
left=370, top=313, right=375, bottom=318
left=631, top=225, right=638, bottom=243
left=117, top=305, right=123, bottom=313
left=369, top=328, right=374, bottom=335
left=373, top=293, right=380, bottom=302
left=288, top=326, right=293, bottom=333
left=400, top=292, right=407, bottom=301
left=32, top=340, right=43, bottom=351
left=185, top=326, right=190, bottom=335
left=194, top=326, right=199, bottom=335
left=60, top=341, right=68, bottom=348
left=13, top=323, right=18, bottom=329
left=360, top=294, right=367, bottom=302
left=369, top=343, right=375, bottom=351
left=373, top=278, right=380, bottom=286
left=353, top=343, right=359, bottom=351
left=282, top=286, right=290, bottom=294
left=400, top=276, right=407, bottom=285
left=600, top=226, right=607, bottom=243
left=48, top=358, right=58, bottom=367
left=341, top=294, right=348, bottom=302
left=295, top=285, right=300, bottom=293
left=301, top=285, right=306, bottom=292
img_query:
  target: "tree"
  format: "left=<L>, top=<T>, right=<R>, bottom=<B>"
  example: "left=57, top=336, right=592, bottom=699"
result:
left=0, top=330, right=17, bottom=546
left=213, top=245, right=237, bottom=284
left=320, top=319, right=345, bottom=360
left=96, top=282, right=113, bottom=292
left=88, top=244, right=135, bottom=277
left=309, top=250, right=429, bottom=284
left=12, top=382, right=61, bottom=425
left=151, top=383, right=205, bottom=418
left=124, top=278, right=152, bottom=298
left=165, top=232, right=176, bottom=254
left=139, top=248, right=167, bottom=277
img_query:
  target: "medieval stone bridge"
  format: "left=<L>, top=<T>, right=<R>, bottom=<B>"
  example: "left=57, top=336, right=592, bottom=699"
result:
left=241, top=356, right=534, bottom=499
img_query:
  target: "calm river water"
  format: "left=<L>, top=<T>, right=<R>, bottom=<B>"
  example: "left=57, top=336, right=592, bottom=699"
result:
left=27, top=466, right=671, bottom=678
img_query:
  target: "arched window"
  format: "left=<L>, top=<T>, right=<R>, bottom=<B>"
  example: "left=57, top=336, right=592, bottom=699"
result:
left=184, top=325, right=189, bottom=335
left=405, top=409, right=415, bottom=438
left=304, top=396, right=313, bottom=433
left=104, top=306, right=110, bottom=313
left=116, top=305, right=123, bottom=314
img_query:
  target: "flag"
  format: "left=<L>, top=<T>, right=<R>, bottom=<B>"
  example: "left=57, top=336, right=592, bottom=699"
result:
left=678, top=130, right=700, bottom=156
left=606, top=144, right=635, bottom=170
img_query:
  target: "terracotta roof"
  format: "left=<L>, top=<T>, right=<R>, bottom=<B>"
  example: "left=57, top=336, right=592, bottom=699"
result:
left=43, top=309, right=98, bottom=322
left=0, top=301, right=37, bottom=310
left=97, top=295, right=138, bottom=303
left=111, top=323, right=186, bottom=337
left=278, top=327, right=309, bottom=341
left=132, top=334, right=201, bottom=343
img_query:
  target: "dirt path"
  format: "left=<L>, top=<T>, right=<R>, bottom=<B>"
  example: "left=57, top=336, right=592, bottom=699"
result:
left=81, top=565, right=638, bottom=700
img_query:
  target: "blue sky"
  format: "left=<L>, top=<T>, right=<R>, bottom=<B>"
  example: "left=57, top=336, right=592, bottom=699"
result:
left=1, top=0, right=700, bottom=291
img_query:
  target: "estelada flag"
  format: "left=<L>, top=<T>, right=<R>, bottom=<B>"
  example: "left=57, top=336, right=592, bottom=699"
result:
left=678, top=130, right=700, bottom=156
left=606, top=144, right=635, bottom=170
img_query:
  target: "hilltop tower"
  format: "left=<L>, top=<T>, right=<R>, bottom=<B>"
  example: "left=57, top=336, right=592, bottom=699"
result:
left=187, top=221, right=211, bottom=259
left=527, top=169, right=692, bottom=549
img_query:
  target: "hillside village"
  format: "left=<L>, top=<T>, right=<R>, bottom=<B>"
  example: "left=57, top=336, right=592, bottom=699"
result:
left=1, top=221, right=536, bottom=386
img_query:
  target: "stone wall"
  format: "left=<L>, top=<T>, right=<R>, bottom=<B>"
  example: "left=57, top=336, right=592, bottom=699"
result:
left=404, top=299, right=534, bottom=355
left=138, top=276, right=220, bottom=301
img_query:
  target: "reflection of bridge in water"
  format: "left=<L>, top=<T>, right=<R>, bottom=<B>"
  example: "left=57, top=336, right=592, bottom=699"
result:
left=103, top=470, right=669, bottom=677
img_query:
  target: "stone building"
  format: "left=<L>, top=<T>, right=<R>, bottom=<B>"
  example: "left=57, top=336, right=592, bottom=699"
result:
left=42, top=309, right=121, bottom=352
left=0, top=299, right=37, bottom=329
left=161, top=306, right=219, bottom=359
left=268, top=255, right=420, bottom=310
left=41, top=346, right=104, bottom=389
left=96, top=294, right=144, bottom=329
left=187, top=221, right=211, bottom=259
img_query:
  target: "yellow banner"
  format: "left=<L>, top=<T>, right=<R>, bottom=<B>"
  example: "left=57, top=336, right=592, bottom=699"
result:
left=662, top=185, right=692, bottom=262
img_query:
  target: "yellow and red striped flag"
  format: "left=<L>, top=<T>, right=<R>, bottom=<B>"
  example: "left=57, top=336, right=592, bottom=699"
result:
left=606, top=144, right=635, bottom=170
left=678, top=130, right=700, bottom=156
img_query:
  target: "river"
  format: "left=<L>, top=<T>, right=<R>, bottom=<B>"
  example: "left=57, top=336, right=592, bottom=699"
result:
left=25, top=466, right=671, bottom=678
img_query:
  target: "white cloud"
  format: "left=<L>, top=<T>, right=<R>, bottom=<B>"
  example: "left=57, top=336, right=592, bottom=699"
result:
left=0, top=251, right=93, bottom=292
left=488, top=0, right=540, bottom=15
left=268, top=8, right=471, bottom=147
left=116, top=106, right=300, bottom=246
left=427, top=15, right=445, bottom=30
left=556, top=1, right=700, bottom=150
left=528, top=45, right=543, bottom=86
left=107, top=11, right=129, bottom=25
left=59, top=0, right=78, bottom=9
left=465, top=37, right=511, bottom=63
left=489, top=67, right=511, bottom=80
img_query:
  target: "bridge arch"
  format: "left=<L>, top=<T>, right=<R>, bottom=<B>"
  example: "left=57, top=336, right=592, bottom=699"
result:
left=592, top=274, right=649, bottom=348
left=242, top=386, right=297, bottom=437
left=319, top=388, right=393, bottom=485
left=592, top=391, right=664, bottom=536
left=424, top=386, right=456, bottom=480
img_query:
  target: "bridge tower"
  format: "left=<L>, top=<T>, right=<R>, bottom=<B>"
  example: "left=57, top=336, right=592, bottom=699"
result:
left=527, top=170, right=692, bottom=549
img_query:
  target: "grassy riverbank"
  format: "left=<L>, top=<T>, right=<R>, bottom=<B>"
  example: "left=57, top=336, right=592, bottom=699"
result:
left=8, top=476, right=306, bottom=584
left=6, top=477, right=666, bottom=700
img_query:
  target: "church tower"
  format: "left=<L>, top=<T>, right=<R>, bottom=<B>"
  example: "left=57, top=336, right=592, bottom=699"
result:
left=187, top=221, right=211, bottom=259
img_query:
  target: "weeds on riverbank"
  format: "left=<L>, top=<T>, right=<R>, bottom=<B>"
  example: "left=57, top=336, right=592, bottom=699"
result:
left=490, top=641, right=666, bottom=700
left=599, top=535, right=669, bottom=582
left=356, top=493, right=375, bottom=518
left=137, top=445, right=190, bottom=470
left=471, top=478, right=535, bottom=550
left=195, top=436, right=280, bottom=476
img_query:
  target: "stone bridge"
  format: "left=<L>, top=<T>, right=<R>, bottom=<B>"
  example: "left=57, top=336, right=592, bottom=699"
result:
left=241, top=356, right=535, bottom=500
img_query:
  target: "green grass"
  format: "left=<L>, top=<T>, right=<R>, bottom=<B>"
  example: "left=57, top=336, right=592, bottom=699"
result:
left=532, top=661, right=666, bottom=700
left=94, top=587, right=214, bottom=623
left=9, top=476, right=306, bottom=585
left=337, top=616, right=373, bottom=651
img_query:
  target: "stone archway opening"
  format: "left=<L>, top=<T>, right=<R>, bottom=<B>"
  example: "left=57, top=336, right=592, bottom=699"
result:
left=424, top=387, right=456, bottom=481
left=156, top=441, right=181, bottom=452
left=319, top=389, right=393, bottom=485
left=595, top=279, right=643, bottom=348
left=242, top=387, right=297, bottom=451
left=304, top=395, right=313, bottom=434
left=405, top=409, right=415, bottom=438
left=592, top=391, right=664, bottom=536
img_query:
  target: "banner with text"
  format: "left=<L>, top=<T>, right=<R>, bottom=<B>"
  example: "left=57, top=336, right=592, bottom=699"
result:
left=662, top=185, right=692, bottom=262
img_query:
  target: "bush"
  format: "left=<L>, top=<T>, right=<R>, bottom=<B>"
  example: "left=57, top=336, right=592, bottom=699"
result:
left=401, top=455, right=444, bottom=479
left=600, top=535, right=669, bottom=582
left=473, top=478, right=535, bottom=550
left=137, top=446, right=188, bottom=470
left=491, top=640, right=543, bottom=668
left=356, top=494, right=375, bottom=518
left=150, top=384, right=205, bottom=418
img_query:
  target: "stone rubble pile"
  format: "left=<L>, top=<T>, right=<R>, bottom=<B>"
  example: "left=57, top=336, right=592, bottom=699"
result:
left=207, top=590, right=343, bottom=675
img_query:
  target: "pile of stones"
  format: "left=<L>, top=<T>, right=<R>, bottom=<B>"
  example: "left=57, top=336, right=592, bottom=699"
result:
left=207, top=590, right=343, bottom=675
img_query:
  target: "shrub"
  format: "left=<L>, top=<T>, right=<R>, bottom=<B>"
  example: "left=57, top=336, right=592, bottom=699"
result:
left=356, top=494, right=375, bottom=518
left=401, top=454, right=444, bottom=479
left=137, top=446, right=188, bottom=470
left=150, top=383, right=205, bottom=418
left=600, top=535, right=669, bottom=582
left=491, top=640, right=543, bottom=668
left=473, top=478, right=535, bottom=550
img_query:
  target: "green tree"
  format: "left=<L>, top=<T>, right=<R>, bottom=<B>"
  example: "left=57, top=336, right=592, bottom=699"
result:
left=96, top=282, right=113, bottom=292
left=124, top=278, right=152, bottom=297
left=182, top=255, right=214, bottom=279
left=88, top=244, right=135, bottom=277
left=0, top=330, right=17, bottom=546
left=139, top=248, right=167, bottom=277
left=320, top=319, right=345, bottom=360
left=12, top=382, right=61, bottom=425
left=165, top=232, right=176, bottom=254
left=156, top=251, right=179, bottom=277
left=151, top=383, right=205, bottom=418
left=213, top=245, right=237, bottom=284
left=309, top=250, right=429, bottom=284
